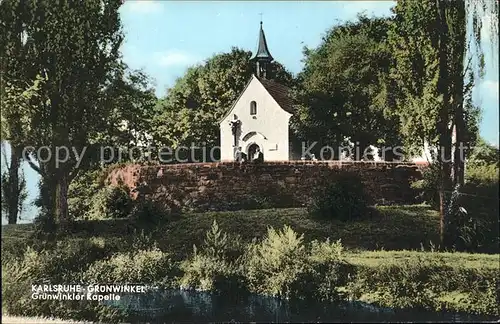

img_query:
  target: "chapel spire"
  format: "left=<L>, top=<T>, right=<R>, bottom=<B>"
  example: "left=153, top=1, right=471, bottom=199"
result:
left=251, top=20, right=274, bottom=79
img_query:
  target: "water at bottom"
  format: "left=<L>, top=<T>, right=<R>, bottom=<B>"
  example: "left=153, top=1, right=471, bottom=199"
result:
left=104, top=289, right=498, bottom=323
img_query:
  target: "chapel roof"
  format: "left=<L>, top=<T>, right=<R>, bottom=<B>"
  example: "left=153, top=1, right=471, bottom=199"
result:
left=257, top=76, right=295, bottom=114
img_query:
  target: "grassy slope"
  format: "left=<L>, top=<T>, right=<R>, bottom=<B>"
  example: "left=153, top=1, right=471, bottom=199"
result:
left=2, top=205, right=441, bottom=258
left=5, top=205, right=498, bottom=269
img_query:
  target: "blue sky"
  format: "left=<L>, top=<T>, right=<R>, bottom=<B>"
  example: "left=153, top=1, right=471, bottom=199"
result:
left=2, top=1, right=498, bottom=224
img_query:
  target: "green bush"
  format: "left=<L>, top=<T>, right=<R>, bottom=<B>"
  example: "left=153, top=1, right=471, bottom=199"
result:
left=68, top=168, right=107, bottom=220
left=130, top=198, right=172, bottom=225
left=83, top=248, right=178, bottom=287
left=85, top=185, right=133, bottom=220
left=308, top=239, right=353, bottom=301
left=244, top=226, right=348, bottom=301
left=459, top=162, right=499, bottom=252
left=1, top=240, right=127, bottom=322
left=180, top=220, right=246, bottom=294
left=244, top=226, right=308, bottom=299
left=347, top=256, right=442, bottom=309
left=308, top=173, right=368, bottom=221
left=32, top=212, right=58, bottom=239
left=1, top=235, right=35, bottom=266
left=410, top=163, right=440, bottom=209
left=22, top=239, right=109, bottom=282
left=465, top=163, right=499, bottom=185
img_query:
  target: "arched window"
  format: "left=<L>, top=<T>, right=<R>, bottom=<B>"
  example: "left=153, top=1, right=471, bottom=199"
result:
left=250, top=101, right=257, bottom=115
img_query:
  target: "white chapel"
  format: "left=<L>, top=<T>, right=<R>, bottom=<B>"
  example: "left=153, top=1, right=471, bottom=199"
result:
left=219, top=22, right=298, bottom=162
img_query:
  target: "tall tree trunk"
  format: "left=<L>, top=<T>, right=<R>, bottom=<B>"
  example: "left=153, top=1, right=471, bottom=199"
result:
left=449, top=1, right=467, bottom=249
left=452, top=1, right=467, bottom=189
left=436, top=0, right=453, bottom=249
left=55, top=171, right=70, bottom=226
left=7, top=145, right=21, bottom=224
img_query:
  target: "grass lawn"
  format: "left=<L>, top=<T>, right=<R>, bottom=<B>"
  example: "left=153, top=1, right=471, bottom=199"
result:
left=4, top=205, right=441, bottom=260
left=344, top=250, right=500, bottom=269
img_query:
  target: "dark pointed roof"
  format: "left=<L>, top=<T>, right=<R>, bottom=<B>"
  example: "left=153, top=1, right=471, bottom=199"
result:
left=257, top=76, right=294, bottom=114
left=251, top=21, right=274, bottom=61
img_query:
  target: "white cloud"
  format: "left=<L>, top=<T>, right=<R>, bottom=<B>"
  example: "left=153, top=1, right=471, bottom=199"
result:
left=153, top=50, right=200, bottom=67
left=122, top=0, right=163, bottom=14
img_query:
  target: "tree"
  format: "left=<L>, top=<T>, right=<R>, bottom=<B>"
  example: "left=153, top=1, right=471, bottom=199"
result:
left=0, top=72, right=45, bottom=224
left=388, top=0, right=497, bottom=248
left=292, top=15, right=403, bottom=160
left=1, top=143, right=28, bottom=224
left=152, top=47, right=294, bottom=161
left=468, top=137, right=499, bottom=167
left=67, top=69, right=157, bottom=221
left=0, top=0, right=44, bottom=224
left=1, top=0, right=126, bottom=225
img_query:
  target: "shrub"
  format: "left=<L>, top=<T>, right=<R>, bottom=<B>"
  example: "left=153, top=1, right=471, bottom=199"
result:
left=1, top=241, right=127, bottom=322
left=130, top=228, right=156, bottom=251
left=1, top=238, right=29, bottom=266
left=410, top=163, right=440, bottom=209
left=244, top=226, right=308, bottom=299
left=244, top=226, right=348, bottom=301
left=86, top=185, right=133, bottom=220
left=32, top=212, right=58, bottom=239
left=21, top=239, right=109, bottom=282
left=83, top=248, right=178, bottom=287
left=411, top=158, right=499, bottom=253
left=180, top=248, right=245, bottom=293
left=347, top=257, right=440, bottom=310
left=68, top=168, right=107, bottom=220
left=180, top=220, right=246, bottom=294
left=307, top=238, right=353, bottom=302
left=130, top=198, right=172, bottom=225
left=459, top=162, right=499, bottom=252
left=308, top=173, right=368, bottom=221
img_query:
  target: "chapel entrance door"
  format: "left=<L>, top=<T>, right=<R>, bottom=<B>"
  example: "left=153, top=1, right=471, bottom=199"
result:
left=247, top=143, right=262, bottom=162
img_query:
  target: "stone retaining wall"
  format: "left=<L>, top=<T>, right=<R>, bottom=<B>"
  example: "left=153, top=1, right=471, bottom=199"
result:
left=106, top=161, right=427, bottom=212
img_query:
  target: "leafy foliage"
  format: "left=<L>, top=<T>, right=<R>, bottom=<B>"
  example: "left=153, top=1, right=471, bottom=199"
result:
left=1, top=0, right=157, bottom=224
left=292, top=15, right=403, bottom=157
left=2, top=214, right=499, bottom=319
left=85, top=185, right=133, bottom=220
left=244, top=226, right=349, bottom=301
left=68, top=168, right=108, bottom=220
left=83, top=248, right=177, bottom=287
left=244, top=226, right=308, bottom=299
left=411, top=143, right=499, bottom=252
left=130, top=198, right=174, bottom=225
left=1, top=240, right=126, bottom=322
left=468, top=138, right=499, bottom=167
left=308, top=173, right=368, bottom=221
left=347, top=251, right=499, bottom=315
left=180, top=220, right=245, bottom=293
left=411, top=164, right=441, bottom=209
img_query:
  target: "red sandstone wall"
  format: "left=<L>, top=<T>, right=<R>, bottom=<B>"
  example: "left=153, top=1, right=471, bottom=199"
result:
left=106, top=161, right=426, bottom=212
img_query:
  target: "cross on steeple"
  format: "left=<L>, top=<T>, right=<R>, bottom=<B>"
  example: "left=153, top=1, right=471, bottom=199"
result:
left=251, top=15, right=274, bottom=79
